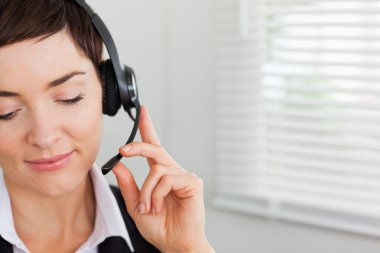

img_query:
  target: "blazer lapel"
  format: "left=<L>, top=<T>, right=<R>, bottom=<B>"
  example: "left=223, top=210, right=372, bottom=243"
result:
left=0, top=236, right=13, bottom=253
left=98, top=236, right=132, bottom=253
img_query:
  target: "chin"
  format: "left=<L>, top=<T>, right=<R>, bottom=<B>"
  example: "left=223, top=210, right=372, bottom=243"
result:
left=31, top=165, right=92, bottom=198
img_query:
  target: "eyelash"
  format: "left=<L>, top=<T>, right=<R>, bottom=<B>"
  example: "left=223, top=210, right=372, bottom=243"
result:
left=58, top=93, right=86, bottom=105
left=0, top=111, right=18, bottom=121
left=0, top=94, right=86, bottom=121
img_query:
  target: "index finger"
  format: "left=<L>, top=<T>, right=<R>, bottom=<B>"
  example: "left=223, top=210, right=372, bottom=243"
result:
left=139, top=105, right=161, bottom=145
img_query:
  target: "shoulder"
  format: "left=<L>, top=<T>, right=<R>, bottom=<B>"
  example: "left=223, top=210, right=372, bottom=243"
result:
left=108, top=185, right=161, bottom=253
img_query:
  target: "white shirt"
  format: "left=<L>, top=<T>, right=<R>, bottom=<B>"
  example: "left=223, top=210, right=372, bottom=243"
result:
left=0, top=164, right=134, bottom=253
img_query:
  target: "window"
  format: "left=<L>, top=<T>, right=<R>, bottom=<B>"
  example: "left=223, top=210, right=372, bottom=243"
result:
left=213, top=0, right=380, bottom=236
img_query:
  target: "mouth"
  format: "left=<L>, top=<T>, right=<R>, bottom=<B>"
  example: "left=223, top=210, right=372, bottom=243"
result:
left=25, top=151, right=74, bottom=172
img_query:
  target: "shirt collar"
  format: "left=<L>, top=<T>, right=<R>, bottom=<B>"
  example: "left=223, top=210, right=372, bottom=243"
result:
left=0, top=164, right=134, bottom=252
left=0, top=171, right=29, bottom=252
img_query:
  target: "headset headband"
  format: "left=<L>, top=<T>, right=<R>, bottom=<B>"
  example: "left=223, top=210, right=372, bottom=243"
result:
left=74, top=0, right=140, bottom=175
left=74, top=0, right=137, bottom=105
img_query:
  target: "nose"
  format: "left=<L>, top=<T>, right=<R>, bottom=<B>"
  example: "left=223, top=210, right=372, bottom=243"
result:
left=26, top=107, right=62, bottom=149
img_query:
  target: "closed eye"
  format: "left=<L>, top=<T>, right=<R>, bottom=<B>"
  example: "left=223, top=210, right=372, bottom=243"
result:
left=0, top=110, right=20, bottom=121
left=58, top=93, right=86, bottom=105
left=0, top=94, right=86, bottom=122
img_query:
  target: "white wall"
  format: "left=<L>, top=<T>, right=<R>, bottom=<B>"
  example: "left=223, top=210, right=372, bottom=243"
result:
left=93, top=1, right=380, bottom=253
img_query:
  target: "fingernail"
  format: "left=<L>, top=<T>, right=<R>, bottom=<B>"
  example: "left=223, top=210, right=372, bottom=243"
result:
left=122, top=145, right=132, bottom=153
left=139, top=203, right=146, bottom=214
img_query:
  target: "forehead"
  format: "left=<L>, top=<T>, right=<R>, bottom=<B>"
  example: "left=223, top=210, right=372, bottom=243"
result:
left=0, top=30, right=90, bottom=88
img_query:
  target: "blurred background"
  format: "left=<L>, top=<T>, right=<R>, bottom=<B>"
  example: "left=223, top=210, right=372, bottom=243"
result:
left=92, top=0, right=380, bottom=252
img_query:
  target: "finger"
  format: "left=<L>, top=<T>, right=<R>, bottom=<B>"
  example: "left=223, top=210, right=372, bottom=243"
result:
left=139, top=165, right=180, bottom=214
left=119, top=142, right=178, bottom=167
left=139, top=105, right=161, bottom=145
left=112, top=162, right=141, bottom=218
left=151, top=174, right=204, bottom=214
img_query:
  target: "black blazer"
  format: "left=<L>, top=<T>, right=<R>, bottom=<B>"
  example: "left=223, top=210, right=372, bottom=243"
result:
left=0, top=185, right=160, bottom=253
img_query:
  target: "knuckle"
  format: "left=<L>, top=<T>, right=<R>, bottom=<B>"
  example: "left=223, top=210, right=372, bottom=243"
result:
left=191, top=174, right=204, bottom=188
left=152, top=143, right=168, bottom=154
left=139, top=187, right=150, bottom=200
left=198, top=177, right=204, bottom=188
left=152, top=143, right=162, bottom=150
left=185, top=170, right=203, bottom=186
left=161, top=174, right=173, bottom=184
left=131, top=141, right=142, bottom=147
left=150, top=164, right=162, bottom=173
left=152, top=189, right=162, bottom=201
left=151, top=165, right=171, bottom=176
left=185, top=171, right=204, bottom=189
left=188, top=171, right=197, bottom=177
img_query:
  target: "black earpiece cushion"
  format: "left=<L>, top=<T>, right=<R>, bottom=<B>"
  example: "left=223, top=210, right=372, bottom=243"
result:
left=99, top=59, right=121, bottom=116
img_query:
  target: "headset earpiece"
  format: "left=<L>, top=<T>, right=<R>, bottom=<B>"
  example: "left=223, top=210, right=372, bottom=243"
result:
left=99, top=59, right=138, bottom=119
left=122, top=65, right=138, bottom=120
left=99, top=59, right=121, bottom=116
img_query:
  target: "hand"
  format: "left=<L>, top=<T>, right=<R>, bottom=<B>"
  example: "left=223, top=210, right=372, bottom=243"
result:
left=112, top=105, right=214, bottom=253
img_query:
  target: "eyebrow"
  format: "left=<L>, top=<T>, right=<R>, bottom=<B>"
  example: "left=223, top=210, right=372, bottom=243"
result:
left=50, top=71, right=86, bottom=87
left=0, top=71, right=86, bottom=97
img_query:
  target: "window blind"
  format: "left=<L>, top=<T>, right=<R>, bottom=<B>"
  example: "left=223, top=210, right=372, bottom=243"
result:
left=213, top=0, right=380, bottom=236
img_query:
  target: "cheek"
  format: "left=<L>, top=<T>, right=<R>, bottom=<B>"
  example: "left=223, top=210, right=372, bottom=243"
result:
left=0, top=123, right=25, bottom=166
left=0, top=129, right=29, bottom=187
left=73, top=109, right=102, bottom=147
left=65, top=87, right=103, bottom=153
left=0, top=137, right=22, bottom=171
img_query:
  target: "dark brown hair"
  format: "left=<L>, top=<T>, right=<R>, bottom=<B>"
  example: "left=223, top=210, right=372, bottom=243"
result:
left=0, top=0, right=103, bottom=67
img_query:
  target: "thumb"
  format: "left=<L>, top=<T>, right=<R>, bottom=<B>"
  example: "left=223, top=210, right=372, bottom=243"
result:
left=112, top=162, right=140, bottom=218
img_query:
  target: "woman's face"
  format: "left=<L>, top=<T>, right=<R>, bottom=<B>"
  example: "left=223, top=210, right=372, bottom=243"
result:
left=0, top=30, right=103, bottom=197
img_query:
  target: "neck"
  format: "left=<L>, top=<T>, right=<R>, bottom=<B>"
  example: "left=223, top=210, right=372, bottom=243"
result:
left=4, top=173, right=96, bottom=243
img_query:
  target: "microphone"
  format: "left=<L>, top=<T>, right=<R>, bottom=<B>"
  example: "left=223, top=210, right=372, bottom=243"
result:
left=101, top=100, right=141, bottom=175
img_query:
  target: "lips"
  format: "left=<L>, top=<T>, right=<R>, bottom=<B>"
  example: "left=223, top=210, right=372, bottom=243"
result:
left=25, top=151, right=74, bottom=172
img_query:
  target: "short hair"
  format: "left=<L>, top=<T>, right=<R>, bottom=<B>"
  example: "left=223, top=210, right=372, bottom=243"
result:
left=0, top=0, right=103, bottom=67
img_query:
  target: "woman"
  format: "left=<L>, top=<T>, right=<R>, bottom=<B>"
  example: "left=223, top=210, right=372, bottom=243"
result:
left=0, top=0, right=215, bottom=252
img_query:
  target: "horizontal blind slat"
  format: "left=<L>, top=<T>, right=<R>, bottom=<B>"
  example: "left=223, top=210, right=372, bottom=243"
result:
left=214, top=0, right=380, bottom=237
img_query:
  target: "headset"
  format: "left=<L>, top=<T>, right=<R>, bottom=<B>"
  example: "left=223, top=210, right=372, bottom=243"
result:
left=73, top=0, right=140, bottom=175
